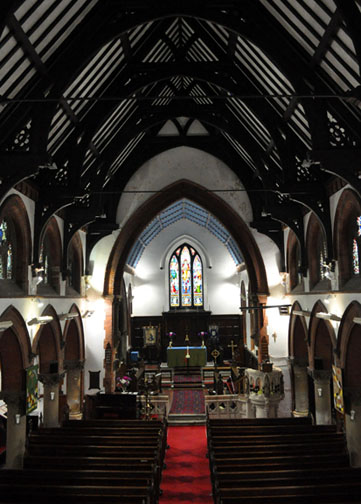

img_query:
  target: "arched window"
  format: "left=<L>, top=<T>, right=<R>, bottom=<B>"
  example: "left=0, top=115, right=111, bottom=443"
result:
left=169, top=244, right=203, bottom=309
left=0, top=218, right=14, bottom=280
left=352, top=215, right=361, bottom=275
left=39, top=242, right=50, bottom=285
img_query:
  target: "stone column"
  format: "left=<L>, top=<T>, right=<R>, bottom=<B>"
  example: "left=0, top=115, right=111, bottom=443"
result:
left=344, top=389, right=361, bottom=467
left=2, top=392, right=26, bottom=468
left=311, top=370, right=332, bottom=425
left=38, top=372, right=65, bottom=427
left=64, top=360, right=84, bottom=420
left=292, top=363, right=309, bottom=417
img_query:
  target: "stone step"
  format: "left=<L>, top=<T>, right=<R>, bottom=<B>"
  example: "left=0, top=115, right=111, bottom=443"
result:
left=168, top=413, right=206, bottom=425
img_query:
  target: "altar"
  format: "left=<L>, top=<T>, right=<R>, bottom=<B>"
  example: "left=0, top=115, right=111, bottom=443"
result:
left=167, top=346, right=207, bottom=367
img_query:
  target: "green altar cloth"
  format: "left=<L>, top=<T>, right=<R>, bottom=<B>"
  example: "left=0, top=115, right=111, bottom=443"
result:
left=167, top=346, right=207, bottom=367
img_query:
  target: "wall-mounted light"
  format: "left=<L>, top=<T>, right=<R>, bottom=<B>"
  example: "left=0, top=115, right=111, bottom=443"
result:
left=353, top=317, right=361, bottom=325
left=35, top=298, right=44, bottom=308
left=58, top=312, right=79, bottom=321
left=324, top=294, right=333, bottom=305
left=50, top=392, right=55, bottom=401
left=322, top=261, right=336, bottom=281
left=82, top=310, right=95, bottom=318
left=350, top=410, right=356, bottom=421
left=293, top=310, right=311, bottom=317
left=317, top=388, right=323, bottom=397
left=28, top=316, right=53, bottom=326
left=316, top=312, right=341, bottom=322
left=0, top=320, right=13, bottom=332
left=279, top=272, right=288, bottom=287
left=15, top=414, right=21, bottom=424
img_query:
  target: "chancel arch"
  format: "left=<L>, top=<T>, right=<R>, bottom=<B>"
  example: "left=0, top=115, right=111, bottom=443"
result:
left=105, top=179, right=268, bottom=297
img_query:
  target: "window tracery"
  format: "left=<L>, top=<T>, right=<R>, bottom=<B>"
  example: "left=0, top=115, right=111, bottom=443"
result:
left=169, top=244, right=203, bottom=309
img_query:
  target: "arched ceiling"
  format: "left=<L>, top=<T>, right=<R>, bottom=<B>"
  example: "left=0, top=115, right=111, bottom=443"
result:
left=127, top=198, right=243, bottom=267
left=1, top=0, right=361, bottom=266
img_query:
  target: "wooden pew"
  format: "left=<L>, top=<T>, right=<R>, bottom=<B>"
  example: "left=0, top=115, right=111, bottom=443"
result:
left=18, top=418, right=168, bottom=504
left=207, top=417, right=358, bottom=504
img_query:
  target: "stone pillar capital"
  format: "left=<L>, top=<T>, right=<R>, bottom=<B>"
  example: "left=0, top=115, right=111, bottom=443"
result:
left=0, top=391, right=25, bottom=411
left=38, top=372, right=66, bottom=386
left=64, top=360, right=84, bottom=371
left=344, top=387, right=361, bottom=407
left=307, top=368, right=331, bottom=382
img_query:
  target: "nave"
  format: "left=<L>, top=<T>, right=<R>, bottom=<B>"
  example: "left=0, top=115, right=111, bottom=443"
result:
left=1, top=0, right=361, bottom=500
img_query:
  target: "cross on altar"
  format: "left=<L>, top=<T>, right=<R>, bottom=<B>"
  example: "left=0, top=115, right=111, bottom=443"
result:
left=227, top=340, right=237, bottom=359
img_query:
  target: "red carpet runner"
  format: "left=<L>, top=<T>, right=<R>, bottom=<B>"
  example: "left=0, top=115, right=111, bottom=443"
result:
left=169, top=389, right=205, bottom=414
left=160, top=426, right=213, bottom=503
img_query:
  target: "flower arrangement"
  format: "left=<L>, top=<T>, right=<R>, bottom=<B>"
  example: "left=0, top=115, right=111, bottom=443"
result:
left=116, top=375, right=131, bottom=392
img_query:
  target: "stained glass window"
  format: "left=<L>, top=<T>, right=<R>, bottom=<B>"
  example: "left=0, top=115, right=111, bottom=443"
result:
left=169, top=244, right=203, bottom=308
left=0, top=219, right=13, bottom=280
left=353, top=238, right=359, bottom=274
left=39, top=243, right=49, bottom=284
left=170, top=254, right=179, bottom=307
left=181, top=246, right=191, bottom=306
left=352, top=216, right=361, bottom=276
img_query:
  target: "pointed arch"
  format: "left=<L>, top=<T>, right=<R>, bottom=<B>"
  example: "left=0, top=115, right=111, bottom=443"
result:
left=289, top=302, right=309, bottom=363
left=334, top=188, right=361, bottom=288
left=38, top=217, right=62, bottom=295
left=309, top=300, right=336, bottom=371
left=287, top=230, right=302, bottom=291
left=0, top=306, right=32, bottom=391
left=63, top=304, right=84, bottom=362
left=104, top=179, right=268, bottom=297
left=0, top=194, right=31, bottom=292
left=31, top=305, right=62, bottom=373
left=306, top=213, right=329, bottom=290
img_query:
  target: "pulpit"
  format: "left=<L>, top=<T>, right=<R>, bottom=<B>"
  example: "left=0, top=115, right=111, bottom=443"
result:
left=167, top=346, right=207, bottom=367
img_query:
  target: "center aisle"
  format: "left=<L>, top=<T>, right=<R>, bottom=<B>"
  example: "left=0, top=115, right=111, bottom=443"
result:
left=160, top=425, right=213, bottom=504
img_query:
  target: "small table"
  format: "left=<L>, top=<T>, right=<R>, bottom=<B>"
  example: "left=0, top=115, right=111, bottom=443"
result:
left=167, top=346, right=207, bottom=367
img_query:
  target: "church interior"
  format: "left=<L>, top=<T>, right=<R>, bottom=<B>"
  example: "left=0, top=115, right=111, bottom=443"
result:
left=1, top=0, right=361, bottom=502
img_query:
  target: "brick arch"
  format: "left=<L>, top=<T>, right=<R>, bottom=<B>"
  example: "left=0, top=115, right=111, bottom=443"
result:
left=38, top=217, right=62, bottom=294
left=287, top=230, right=301, bottom=291
left=308, top=300, right=336, bottom=370
left=289, top=302, right=309, bottom=363
left=336, top=301, right=361, bottom=375
left=63, top=304, right=84, bottom=362
left=67, top=232, right=83, bottom=293
left=0, top=305, right=32, bottom=391
left=334, top=188, right=361, bottom=288
left=0, top=194, right=31, bottom=292
left=306, top=213, right=329, bottom=290
left=31, top=305, right=62, bottom=373
left=104, top=179, right=268, bottom=297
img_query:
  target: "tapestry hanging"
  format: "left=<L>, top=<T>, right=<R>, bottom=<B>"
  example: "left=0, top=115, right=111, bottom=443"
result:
left=332, top=364, right=344, bottom=414
left=26, top=364, right=38, bottom=414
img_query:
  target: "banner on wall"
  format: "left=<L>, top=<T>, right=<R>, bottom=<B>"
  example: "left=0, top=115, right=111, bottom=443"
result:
left=143, top=325, right=158, bottom=346
left=332, top=364, right=344, bottom=414
left=26, top=365, right=38, bottom=414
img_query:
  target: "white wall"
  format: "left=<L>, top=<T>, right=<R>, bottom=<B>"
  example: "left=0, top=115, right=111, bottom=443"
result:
left=132, top=218, right=240, bottom=316
left=116, top=146, right=253, bottom=227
